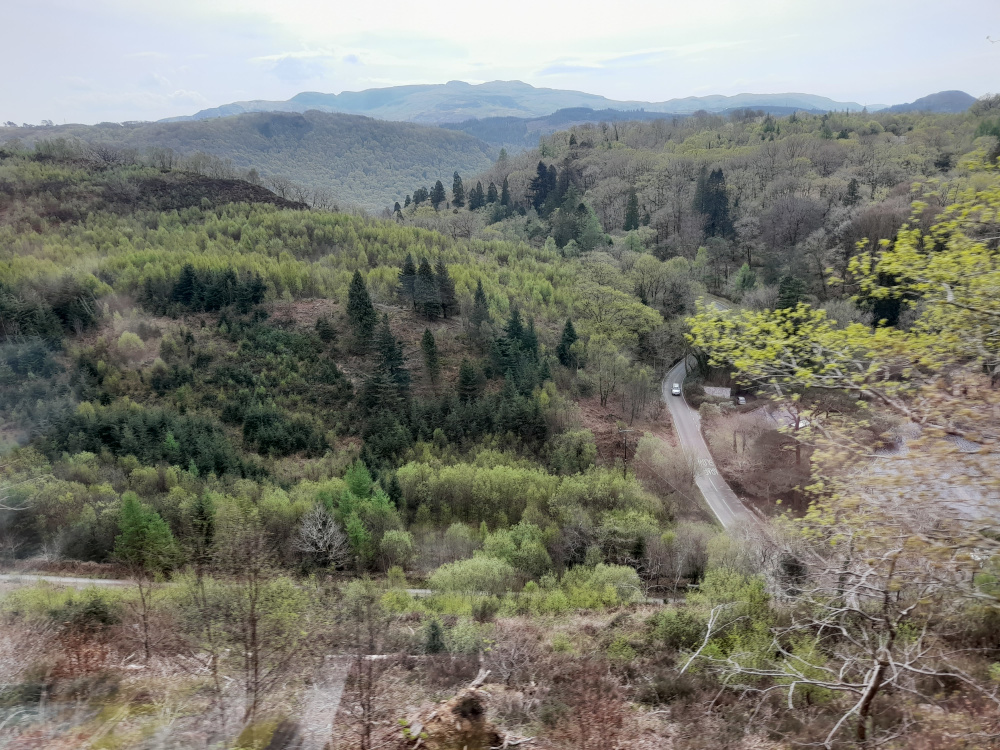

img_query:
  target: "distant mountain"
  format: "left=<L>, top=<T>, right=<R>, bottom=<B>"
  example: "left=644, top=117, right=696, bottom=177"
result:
left=163, top=80, right=878, bottom=125
left=1, top=111, right=495, bottom=209
left=885, top=90, right=976, bottom=113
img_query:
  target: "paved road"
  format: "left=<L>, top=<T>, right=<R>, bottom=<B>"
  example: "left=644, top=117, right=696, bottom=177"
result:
left=662, top=357, right=751, bottom=529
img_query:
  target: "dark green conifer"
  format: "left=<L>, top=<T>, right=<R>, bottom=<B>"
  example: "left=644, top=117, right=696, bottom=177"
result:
left=500, top=177, right=511, bottom=207
left=347, top=270, right=377, bottom=349
left=421, top=328, right=440, bottom=384
left=457, top=358, right=480, bottom=403
left=486, top=181, right=498, bottom=204
left=430, top=180, right=446, bottom=209
left=623, top=189, right=640, bottom=231
left=451, top=172, right=465, bottom=208
left=399, top=253, right=417, bottom=309
left=556, top=318, right=578, bottom=367
left=435, top=259, right=457, bottom=318
left=416, top=258, right=440, bottom=318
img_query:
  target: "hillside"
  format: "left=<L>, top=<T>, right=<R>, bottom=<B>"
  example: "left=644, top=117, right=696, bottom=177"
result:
left=885, top=89, right=977, bottom=113
left=0, top=111, right=495, bottom=209
left=164, top=79, right=877, bottom=125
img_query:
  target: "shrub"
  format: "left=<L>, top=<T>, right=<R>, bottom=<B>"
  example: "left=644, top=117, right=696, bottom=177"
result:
left=428, top=556, right=517, bottom=596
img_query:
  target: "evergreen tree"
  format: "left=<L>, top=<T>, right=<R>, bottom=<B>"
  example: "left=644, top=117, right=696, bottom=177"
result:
left=470, top=181, right=485, bottom=210
left=457, top=358, right=480, bottom=403
left=413, top=186, right=429, bottom=205
left=347, top=270, right=377, bottom=349
left=404, top=194, right=411, bottom=207
left=421, top=328, right=440, bottom=384
left=451, top=171, right=465, bottom=208
left=556, top=318, right=578, bottom=367
left=623, top=189, right=640, bottom=231
left=844, top=177, right=861, bottom=207
left=529, top=161, right=549, bottom=210
left=425, top=619, right=446, bottom=654
left=470, top=279, right=491, bottom=340
left=694, top=168, right=733, bottom=237
left=171, top=264, right=200, bottom=307
left=500, top=177, right=511, bottom=207
left=569, top=133, right=577, bottom=146
left=393, top=201, right=401, bottom=214
left=365, top=314, right=410, bottom=412
left=398, top=253, right=417, bottom=310
left=776, top=275, right=808, bottom=309
left=504, top=307, right=524, bottom=344
left=435, top=259, right=457, bottom=318
left=415, top=258, right=441, bottom=318
left=521, top=317, right=538, bottom=358
left=430, top=180, right=446, bottom=209
left=486, top=181, right=498, bottom=204
left=315, top=316, right=337, bottom=345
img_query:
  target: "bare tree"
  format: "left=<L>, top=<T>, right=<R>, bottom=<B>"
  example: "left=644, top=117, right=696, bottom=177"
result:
left=295, top=504, right=350, bottom=569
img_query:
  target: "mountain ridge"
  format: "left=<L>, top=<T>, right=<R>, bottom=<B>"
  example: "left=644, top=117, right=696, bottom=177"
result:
left=162, top=80, right=883, bottom=125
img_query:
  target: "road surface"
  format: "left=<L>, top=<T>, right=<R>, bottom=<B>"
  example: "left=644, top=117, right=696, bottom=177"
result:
left=663, top=357, right=751, bottom=529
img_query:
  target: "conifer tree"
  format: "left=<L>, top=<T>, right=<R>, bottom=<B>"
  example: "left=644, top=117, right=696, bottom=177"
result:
left=347, top=270, right=377, bottom=349
left=500, top=176, right=511, bottom=207
left=415, top=258, right=441, bottom=318
left=435, top=259, right=457, bottom=318
left=457, top=358, right=480, bottom=403
left=425, top=619, right=446, bottom=654
left=623, top=189, right=640, bottom=231
left=529, top=161, right=549, bottom=210
left=404, top=194, right=411, bottom=207
left=470, top=279, right=491, bottom=342
left=776, top=274, right=807, bottom=309
left=315, top=316, right=337, bottom=345
left=365, top=314, right=410, bottom=412
left=451, top=171, right=465, bottom=208
left=393, top=201, right=401, bottom=214
left=115, top=492, right=178, bottom=573
left=556, top=318, right=578, bottom=367
left=486, top=182, right=498, bottom=204
left=421, top=328, right=440, bottom=384
left=398, top=253, right=417, bottom=309
left=504, top=307, right=524, bottom=344
left=430, top=180, right=446, bottom=209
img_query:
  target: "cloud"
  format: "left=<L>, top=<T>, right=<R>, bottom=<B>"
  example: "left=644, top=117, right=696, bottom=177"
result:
left=138, top=73, right=172, bottom=91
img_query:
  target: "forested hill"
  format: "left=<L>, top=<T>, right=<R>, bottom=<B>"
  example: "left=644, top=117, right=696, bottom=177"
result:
left=0, top=111, right=495, bottom=210
left=163, top=80, right=876, bottom=124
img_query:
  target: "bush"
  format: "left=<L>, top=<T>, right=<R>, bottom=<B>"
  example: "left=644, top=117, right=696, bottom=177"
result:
left=428, top=556, right=517, bottom=596
left=649, top=607, right=706, bottom=651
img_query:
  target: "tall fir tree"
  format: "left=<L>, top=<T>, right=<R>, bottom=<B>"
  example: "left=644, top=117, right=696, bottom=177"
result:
left=776, top=275, right=808, bottom=309
left=500, top=176, right=511, bottom=207
left=398, top=253, right=417, bottom=310
left=347, top=270, right=377, bottom=350
left=623, top=189, right=640, bottom=231
left=365, top=314, right=410, bottom=412
left=415, top=258, right=441, bottom=318
left=529, top=161, right=549, bottom=211
left=457, top=358, right=480, bottom=403
left=430, top=180, right=446, bottom=209
left=421, top=328, right=440, bottom=384
left=451, top=171, right=465, bottom=208
left=115, top=492, right=178, bottom=573
left=435, top=259, right=457, bottom=318
left=556, top=318, right=578, bottom=367
left=470, top=279, right=491, bottom=342
left=504, top=307, right=524, bottom=344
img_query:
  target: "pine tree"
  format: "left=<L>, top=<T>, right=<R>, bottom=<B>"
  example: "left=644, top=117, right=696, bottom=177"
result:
left=393, top=201, right=401, bottom=214
left=556, top=318, right=578, bottom=367
left=404, top=194, right=411, bottom=207
left=435, top=259, right=457, bottom=318
left=486, top=181, right=498, bottom=204
left=365, top=314, right=410, bottom=412
left=398, top=253, right=417, bottom=309
left=569, top=133, right=577, bottom=146
left=425, top=619, right=446, bottom=654
left=504, top=307, right=524, bottom=344
left=415, top=258, right=440, bottom=318
left=413, top=186, right=428, bottom=204
left=470, top=279, right=491, bottom=341
left=430, top=180, right=446, bottom=209
left=315, top=316, right=337, bottom=344
left=521, top=317, right=538, bottom=358
left=844, top=177, right=861, bottom=207
left=451, top=171, right=465, bottom=208
left=171, top=264, right=200, bottom=307
left=347, top=270, right=377, bottom=349
left=500, top=176, right=511, bottom=207
left=421, top=328, right=440, bottom=384
left=776, top=275, right=808, bottom=309
left=623, top=189, right=640, bottom=231
left=457, top=358, right=479, bottom=403
left=529, top=161, right=549, bottom=211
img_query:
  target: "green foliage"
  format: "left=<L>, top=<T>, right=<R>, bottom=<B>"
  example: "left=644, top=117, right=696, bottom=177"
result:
left=424, top=618, right=447, bottom=654
left=114, top=491, right=179, bottom=573
left=427, top=555, right=518, bottom=596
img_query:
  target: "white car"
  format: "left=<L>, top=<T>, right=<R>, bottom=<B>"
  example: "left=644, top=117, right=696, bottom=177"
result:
left=671, top=383, right=682, bottom=396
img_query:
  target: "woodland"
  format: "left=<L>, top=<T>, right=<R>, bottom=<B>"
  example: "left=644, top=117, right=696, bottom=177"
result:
left=0, top=96, right=999, bottom=750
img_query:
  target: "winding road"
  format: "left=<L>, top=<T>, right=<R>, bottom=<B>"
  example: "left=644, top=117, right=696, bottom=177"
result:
left=662, top=357, right=752, bottom=529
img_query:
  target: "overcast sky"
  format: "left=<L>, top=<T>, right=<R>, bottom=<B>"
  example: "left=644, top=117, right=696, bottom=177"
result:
left=4, top=0, right=998, bottom=124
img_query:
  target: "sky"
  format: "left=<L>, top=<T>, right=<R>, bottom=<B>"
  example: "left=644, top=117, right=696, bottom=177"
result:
left=3, top=0, right=998, bottom=124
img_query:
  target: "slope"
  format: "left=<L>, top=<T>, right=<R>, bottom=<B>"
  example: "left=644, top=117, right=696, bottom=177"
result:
left=0, top=111, right=495, bottom=210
